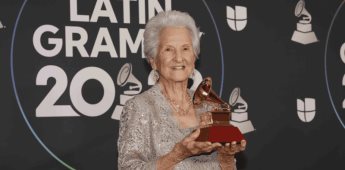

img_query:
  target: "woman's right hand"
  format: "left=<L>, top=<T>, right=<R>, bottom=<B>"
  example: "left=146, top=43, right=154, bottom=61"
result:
left=171, top=129, right=222, bottom=161
left=157, top=129, right=221, bottom=169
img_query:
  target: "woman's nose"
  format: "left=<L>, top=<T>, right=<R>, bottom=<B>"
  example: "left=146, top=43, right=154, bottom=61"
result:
left=174, top=50, right=183, bottom=62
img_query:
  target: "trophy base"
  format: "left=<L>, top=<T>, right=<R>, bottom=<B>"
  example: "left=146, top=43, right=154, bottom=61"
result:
left=230, top=120, right=255, bottom=134
left=196, top=125, right=245, bottom=143
left=291, top=30, right=318, bottom=44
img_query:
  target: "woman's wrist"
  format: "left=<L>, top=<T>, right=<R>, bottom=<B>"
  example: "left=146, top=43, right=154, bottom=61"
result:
left=156, top=143, right=189, bottom=169
left=156, top=153, right=176, bottom=170
left=170, top=142, right=191, bottom=162
left=217, top=154, right=236, bottom=170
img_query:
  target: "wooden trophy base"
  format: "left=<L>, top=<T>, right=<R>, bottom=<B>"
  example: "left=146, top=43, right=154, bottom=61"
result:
left=196, top=125, right=244, bottom=143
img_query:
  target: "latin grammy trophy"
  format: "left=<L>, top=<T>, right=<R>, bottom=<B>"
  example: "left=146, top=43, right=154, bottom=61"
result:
left=193, top=77, right=245, bottom=143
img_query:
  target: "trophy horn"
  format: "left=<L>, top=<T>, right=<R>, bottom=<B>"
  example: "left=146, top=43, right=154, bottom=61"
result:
left=193, top=77, right=230, bottom=111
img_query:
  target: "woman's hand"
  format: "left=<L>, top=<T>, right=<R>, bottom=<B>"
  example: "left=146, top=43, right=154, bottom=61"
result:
left=217, top=140, right=246, bottom=170
left=218, top=140, right=246, bottom=156
left=175, top=128, right=222, bottom=158
left=157, top=129, right=221, bottom=169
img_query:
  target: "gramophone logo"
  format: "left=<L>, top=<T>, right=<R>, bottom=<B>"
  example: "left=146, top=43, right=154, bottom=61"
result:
left=226, top=5, right=247, bottom=31
left=112, top=63, right=143, bottom=120
left=228, top=87, right=255, bottom=134
left=296, top=98, right=316, bottom=122
left=291, top=0, right=318, bottom=44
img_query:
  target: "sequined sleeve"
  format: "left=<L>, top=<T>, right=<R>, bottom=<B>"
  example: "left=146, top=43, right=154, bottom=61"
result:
left=117, top=99, right=157, bottom=170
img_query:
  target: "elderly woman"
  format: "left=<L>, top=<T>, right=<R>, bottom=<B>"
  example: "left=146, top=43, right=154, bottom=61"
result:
left=118, top=10, right=246, bottom=170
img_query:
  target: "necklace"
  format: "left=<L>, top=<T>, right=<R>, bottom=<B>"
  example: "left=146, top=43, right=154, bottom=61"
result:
left=161, top=86, right=193, bottom=116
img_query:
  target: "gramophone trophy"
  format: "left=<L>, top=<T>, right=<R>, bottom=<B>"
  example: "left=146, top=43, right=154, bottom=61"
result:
left=193, top=77, right=245, bottom=143
left=291, top=0, right=318, bottom=44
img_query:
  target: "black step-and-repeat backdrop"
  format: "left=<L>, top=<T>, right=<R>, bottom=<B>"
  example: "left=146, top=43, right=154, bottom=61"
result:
left=1, top=0, right=345, bottom=169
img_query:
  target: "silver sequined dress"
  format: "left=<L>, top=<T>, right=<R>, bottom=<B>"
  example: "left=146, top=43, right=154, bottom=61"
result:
left=118, top=84, right=234, bottom=170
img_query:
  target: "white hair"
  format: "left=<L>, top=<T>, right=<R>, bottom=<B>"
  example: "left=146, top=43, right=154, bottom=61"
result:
left=143, top=10, right=200, bottom=60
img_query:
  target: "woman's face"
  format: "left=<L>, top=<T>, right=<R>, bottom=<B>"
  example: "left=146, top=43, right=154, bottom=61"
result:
left=151, top=26, right=196, bottom=83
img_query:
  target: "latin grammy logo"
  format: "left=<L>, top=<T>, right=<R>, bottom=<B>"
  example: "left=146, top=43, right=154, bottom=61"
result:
left=226, top=5, right=247, bottom=31
left=291, top=0, right=318, bottom=44
left=112, top=63, right=143, bottom=120
left=297, top=98, right=316, bottom=122
left=229, top=87, right=255, bottom=134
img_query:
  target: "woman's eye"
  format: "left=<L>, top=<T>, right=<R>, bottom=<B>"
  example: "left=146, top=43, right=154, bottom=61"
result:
left=183, top=46, right=191, bottom=51
left=165, top=48, right=172, bottom=52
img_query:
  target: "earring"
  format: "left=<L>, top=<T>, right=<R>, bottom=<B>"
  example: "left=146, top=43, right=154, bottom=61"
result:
left=190, top=69, right=195, bottom=78
left=153, top=70, right=160, bottom=83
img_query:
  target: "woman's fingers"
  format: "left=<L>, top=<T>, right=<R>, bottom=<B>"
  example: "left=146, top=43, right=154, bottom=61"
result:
left=218, top=140, right=247, bottom=155
left=204, top=142, right=222, bottom=152
left=182, top=131, right=248, bottom=156
left=230, top=141, right=238, bottom=153
left=185, top=141, right=220, bottom=155
left=182, top=129, right=200, bottom=145
left=187, top=129, right=200, bottom=141
left=194, top=141, right=211, bottom=149
left=240, top=140, right=246, bottom=151
left=212, top=142, right=223, bottom=148
left=183, top=139, right=247, bottom=156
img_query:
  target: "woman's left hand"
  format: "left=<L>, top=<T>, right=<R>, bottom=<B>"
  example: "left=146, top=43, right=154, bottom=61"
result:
left=216, top=140, right=246, bottom=170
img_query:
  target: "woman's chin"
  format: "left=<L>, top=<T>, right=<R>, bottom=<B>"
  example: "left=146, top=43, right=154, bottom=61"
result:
left=166, top=77, right=189, bottom=83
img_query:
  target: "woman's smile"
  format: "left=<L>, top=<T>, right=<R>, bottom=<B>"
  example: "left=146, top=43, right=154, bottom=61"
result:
left=171, top=65, right=186, bottom=70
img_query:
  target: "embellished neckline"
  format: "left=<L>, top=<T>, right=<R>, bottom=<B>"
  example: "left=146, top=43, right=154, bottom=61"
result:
left=160, top=84, right=193, bottom=116
left=154, top=84, right=198, bottom=130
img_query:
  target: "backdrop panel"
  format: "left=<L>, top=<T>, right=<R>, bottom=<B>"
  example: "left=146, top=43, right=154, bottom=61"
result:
left=1, top=0, right=345, bottom=169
